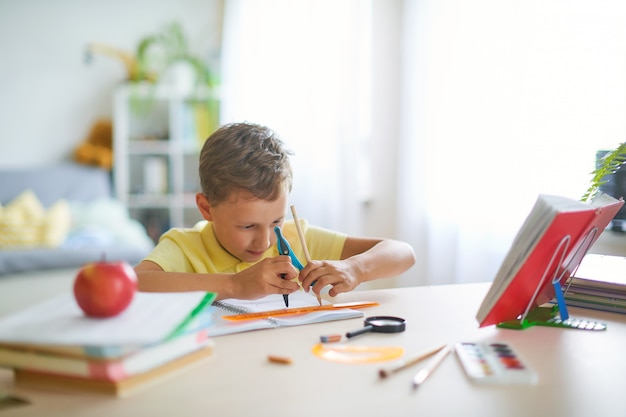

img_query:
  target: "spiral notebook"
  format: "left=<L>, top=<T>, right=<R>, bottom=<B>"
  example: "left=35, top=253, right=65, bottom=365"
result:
left=206, top=291, right=365, bottom=337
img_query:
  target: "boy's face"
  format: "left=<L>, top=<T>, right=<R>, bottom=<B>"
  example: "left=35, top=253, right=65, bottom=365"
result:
left=196, top=188, right=288, bottom=263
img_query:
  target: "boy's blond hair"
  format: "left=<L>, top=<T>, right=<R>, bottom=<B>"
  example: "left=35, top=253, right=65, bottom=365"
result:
left=198, top=122, right=293, bottom=205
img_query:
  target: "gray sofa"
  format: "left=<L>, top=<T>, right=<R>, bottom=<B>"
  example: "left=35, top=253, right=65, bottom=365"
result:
left=0, top=163, right=153, bottom=275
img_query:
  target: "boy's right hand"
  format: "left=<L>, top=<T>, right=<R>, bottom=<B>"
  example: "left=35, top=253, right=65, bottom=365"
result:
left=232, top=256, right=300, bottom=300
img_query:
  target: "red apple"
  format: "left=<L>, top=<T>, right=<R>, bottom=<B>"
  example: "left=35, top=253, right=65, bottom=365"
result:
left=73, top=261, right=138, bottom=318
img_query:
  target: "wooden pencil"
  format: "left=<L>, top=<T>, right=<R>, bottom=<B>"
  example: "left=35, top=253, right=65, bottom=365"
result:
left=290, top=205, right=322, bottom=306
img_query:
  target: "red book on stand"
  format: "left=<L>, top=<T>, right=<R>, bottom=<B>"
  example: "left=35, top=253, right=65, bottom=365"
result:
left=476, top=192, right=624, bottom=327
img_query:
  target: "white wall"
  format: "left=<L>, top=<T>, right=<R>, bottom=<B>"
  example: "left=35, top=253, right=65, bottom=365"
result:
left=0, top=0, right=222, bottom=168
left=0, top=0, right=405, bottom=247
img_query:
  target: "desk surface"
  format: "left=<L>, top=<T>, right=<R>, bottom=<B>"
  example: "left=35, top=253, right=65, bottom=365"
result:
left=0, top=268, right=625, bottom=417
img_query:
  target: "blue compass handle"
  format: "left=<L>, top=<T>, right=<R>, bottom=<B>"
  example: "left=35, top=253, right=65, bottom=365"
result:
left=274, top=226, right=305, bottom=270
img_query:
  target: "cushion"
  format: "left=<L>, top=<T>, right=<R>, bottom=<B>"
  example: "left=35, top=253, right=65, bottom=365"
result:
left=0, top=190, right=71, bottom=248
left=64, top=198, right=154, bottom=252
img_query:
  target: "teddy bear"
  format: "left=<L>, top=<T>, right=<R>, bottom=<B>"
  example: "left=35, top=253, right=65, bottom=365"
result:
left=74, top=118, right=113, bottom=170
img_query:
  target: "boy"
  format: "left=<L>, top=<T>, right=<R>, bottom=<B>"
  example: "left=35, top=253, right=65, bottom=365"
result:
left=135, top=122, right=415, bottom=301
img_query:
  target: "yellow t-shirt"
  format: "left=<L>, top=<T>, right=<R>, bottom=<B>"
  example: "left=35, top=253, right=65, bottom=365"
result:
left=144, top=219, right=346, bottom=273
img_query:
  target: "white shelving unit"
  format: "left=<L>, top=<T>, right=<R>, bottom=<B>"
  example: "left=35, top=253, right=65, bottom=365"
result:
left=113, top=83, right=219, bottom=243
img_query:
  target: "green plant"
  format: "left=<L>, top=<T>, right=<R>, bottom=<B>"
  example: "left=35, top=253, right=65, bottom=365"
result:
left=85, top=22, right=216, bottom=88
left=135, top=22, right=216, bottom=88
left=583, top=142, right=626, bottom=202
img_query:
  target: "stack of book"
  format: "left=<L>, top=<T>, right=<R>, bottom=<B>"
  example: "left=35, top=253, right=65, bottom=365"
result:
left=0, top=291, right=216, bottom=397
left=563, top=254, right=626, bottom=314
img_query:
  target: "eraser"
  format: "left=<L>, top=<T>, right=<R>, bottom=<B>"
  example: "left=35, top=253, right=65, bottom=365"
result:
left=267, top=355, right=292, bottom=365
left=320, top=334, right=342, bottom=343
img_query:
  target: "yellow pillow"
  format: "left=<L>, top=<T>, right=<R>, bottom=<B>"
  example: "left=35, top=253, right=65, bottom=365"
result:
left=0, top=190, right=71, bottom=248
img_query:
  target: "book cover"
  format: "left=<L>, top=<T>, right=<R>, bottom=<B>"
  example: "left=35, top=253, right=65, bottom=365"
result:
left=563, top=292, right=626, bottom=309
left=0, top=291, right=216, bottom=348
left=13, top=345, right=213, bottom=397
left=207, top=290, right=365, bottom=337
left=564, top=284, right=626, bottom=301
left=476, top=193, right=624, bottom=327
left=0, top=342, right=144, bottom=360
left=0, top=329, right=213, bottom=381
left=563, top=299, right=626, bottom=315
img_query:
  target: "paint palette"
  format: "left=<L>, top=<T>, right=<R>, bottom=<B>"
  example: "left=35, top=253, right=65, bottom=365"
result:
left=455, top=342, right=537, bottom=385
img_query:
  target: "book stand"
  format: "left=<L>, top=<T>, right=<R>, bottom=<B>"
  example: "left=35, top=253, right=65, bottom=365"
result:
left=497, top=228, right=607, bottom=331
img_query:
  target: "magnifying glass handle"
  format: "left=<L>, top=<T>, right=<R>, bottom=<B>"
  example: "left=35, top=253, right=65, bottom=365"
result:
left=346, top=325, right=374, bottom=339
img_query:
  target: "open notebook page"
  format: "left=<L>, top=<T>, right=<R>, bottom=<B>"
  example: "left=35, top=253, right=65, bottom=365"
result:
left=206, top=291, right=364, bottom=337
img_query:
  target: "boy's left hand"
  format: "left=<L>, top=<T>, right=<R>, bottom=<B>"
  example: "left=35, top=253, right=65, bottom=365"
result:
left=298, top=260, right=360, bottom=297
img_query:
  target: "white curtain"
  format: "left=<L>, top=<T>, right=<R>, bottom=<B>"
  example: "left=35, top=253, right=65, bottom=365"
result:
left=398, top=0, right=626, bottom=286
left=220, top=0, right=626, bottom=288
left=220, top=0, right=372, bottom=235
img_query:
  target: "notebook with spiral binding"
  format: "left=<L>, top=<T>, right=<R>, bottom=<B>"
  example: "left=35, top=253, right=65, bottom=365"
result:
left=206, top=291, right=365, bottom=337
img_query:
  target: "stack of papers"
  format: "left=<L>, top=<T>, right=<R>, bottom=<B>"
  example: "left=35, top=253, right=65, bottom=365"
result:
left=564, top=254, right=626, bottom=314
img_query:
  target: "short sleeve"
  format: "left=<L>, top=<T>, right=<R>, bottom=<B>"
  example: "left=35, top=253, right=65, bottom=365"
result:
left=143, top=234, right=195, bottom=272
left=305, top=223, right=346, bottom=260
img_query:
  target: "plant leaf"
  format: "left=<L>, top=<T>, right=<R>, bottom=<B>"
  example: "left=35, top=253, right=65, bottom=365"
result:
left=583, top=142, right=626, bottom=202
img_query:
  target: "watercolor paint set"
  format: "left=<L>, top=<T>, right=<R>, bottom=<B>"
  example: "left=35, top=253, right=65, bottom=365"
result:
left=455, top=342, right=537, bottom=385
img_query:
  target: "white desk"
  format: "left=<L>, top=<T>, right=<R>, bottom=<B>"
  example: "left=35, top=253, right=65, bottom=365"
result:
left=0, top=268, right=625, bottom=417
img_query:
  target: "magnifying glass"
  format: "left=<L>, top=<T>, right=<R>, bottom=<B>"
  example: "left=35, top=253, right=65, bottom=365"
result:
left=346, top=316, right=406, bottom=339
